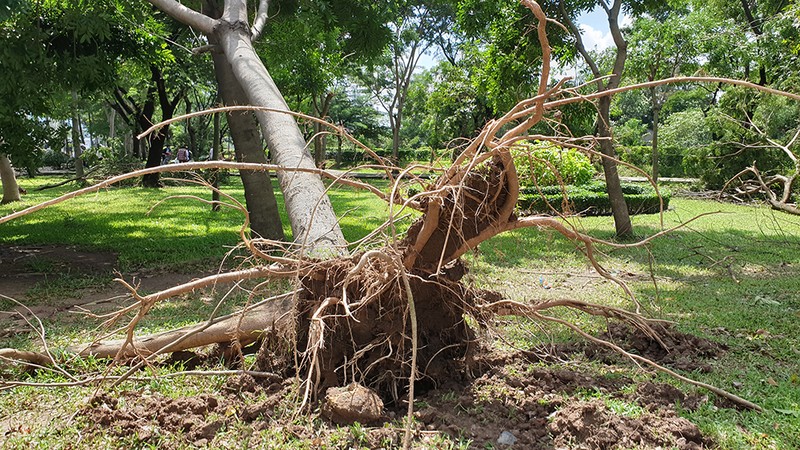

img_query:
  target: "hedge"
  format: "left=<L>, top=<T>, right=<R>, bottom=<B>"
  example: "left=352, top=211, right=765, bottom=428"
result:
left=518, top=182, right=670, bottom=216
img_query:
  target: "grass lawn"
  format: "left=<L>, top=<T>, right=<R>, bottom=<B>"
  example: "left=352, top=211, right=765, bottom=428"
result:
left=1, top=174, right=799, bottom=448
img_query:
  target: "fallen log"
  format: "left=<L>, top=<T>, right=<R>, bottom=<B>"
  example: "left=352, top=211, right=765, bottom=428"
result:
left=0, top=293, right=295, bottom=366
left=72, top=293, right=295, bottom=359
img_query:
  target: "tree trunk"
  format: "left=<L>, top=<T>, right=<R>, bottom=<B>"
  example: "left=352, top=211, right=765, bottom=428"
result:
left=144, top=65, right=186, bottom=188
left=556, top=0, right=633, bottom=239
left=211, top=109, right=221, bottom=212
left=0, top=154, right=20, bottom=204
left=598, top=96, right=633, bottom=238
left=391, top=114, right=401, bottom=164
left=211, top=41, right=285, bottom=241
left=212, top=4, right=345, bottom=255
left=186, top=98, right=197, bottom=155
left=71, top=90, right=85, bottom=179
left=141, top=134, right=167, bottom=188
left=313, top=93, right=333, bottom=167
left=107, top=106, right=116, bottom=141
left=651, top=97, right=661, bottom=184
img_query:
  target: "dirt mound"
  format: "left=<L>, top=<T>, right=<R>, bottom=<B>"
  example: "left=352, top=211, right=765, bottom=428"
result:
left=549, top=399, right=707, bottom=449
left=81, top=375, right=289, bottom=448
left=78, top=352, right=713, bottom=448
left=412, top=354, right=711, bottom=449
left=633, top=381, right=705, bottom=412
left=581, top=322, right=727, bottom=372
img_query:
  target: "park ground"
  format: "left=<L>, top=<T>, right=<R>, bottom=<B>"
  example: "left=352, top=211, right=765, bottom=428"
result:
left=1, top=175, right=799, bottom=449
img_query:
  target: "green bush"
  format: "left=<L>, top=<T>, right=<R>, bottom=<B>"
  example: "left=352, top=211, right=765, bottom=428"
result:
left=41, top=150, right=71, bottom=169
left=513, top=142, right=596, bottom=187
left=519, top=182, right=669, bottom=216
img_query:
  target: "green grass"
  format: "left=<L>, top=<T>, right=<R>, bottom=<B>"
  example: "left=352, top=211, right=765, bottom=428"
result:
left=1, top=175, right=399, bottom=270
left=2, top=175, right=800, bottom=448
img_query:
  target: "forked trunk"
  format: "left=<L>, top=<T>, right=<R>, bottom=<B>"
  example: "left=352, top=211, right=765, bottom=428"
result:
left=151, top=0, right=346, bottom=256
left=212, top=44, right=285, bottom=240
left=213, top=6, right=345, bottom=255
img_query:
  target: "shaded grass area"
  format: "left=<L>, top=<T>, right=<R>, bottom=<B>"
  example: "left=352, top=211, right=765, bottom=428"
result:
left=1, top=175, right=398, bottom=271
left=2, top=176, right=799, bottom=448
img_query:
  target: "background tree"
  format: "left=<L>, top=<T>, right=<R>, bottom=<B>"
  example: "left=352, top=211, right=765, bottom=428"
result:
left=259, top=1, right=391, bottom=166
left=540, top=0, right=670, bottom=238
left=359, top=0, right=455, bottom=163
left=0, top=0, right=145, bottom=201
left=625, top=8, right=700, bottom=181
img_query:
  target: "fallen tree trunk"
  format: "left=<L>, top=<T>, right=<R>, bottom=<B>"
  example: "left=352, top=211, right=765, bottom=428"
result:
left=72, top=293, right=295, bottom=359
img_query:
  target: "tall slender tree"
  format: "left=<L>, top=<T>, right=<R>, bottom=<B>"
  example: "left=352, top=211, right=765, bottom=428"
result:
left=540, top=0, right=669, bottom=238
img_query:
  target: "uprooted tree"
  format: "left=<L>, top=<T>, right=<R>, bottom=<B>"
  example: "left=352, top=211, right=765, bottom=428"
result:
left=722, top=124, right=800, bottom=215
left=7, top=0, right=799, bottom=432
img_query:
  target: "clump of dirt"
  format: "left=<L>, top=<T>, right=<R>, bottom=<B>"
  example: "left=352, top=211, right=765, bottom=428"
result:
left=321, top=383, right=384, bottom=425
left=548, top=399, right=707, bottom=449
left=581, top=322, right=728, bottom=372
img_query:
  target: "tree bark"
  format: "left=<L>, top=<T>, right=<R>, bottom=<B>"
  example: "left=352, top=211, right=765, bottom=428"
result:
left=598, top=97, right=633, bottom=238
left=213, top=3, right=344, bottom=254
left=70, top=90, right=85, bottom=179
left=151, top=0, right=346, bottom=255
left=313, top=92, right=334, bottom=167
left=0, top=154, right=20, bottom=204
left=211, top=109, right=221, bottom=212
left=142, top=66, right=182, bottom=188
left=211, top=44, right=285, bottom=240
left=651, top=93, right=661, bottom=183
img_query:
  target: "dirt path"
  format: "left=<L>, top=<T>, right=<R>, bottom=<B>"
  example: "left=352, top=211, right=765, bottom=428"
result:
left=0, top=244, right=207, bottom=337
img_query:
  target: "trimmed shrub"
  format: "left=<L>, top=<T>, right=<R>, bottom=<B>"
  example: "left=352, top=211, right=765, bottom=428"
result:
left=513, top=142, right=596, bottom=187
left=519, top=182, right=669, bottom=216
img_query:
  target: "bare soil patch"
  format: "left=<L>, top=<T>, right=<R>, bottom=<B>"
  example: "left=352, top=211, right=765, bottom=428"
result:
left=578, top=322, right=728, bottom=373
left=0, top=244, right=213, bottom=337
left=77, top=349, right=714, bottom=449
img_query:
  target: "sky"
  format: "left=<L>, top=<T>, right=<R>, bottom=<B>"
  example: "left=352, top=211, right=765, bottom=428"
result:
left=417, top=6, right=630, bottom=71
left=577, top=7, right=633, bottom=52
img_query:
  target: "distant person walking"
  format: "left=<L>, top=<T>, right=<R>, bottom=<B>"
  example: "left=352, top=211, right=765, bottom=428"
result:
left=177, top=146, right=191, bottom=163
left=161, top=146, right=173, bottom=165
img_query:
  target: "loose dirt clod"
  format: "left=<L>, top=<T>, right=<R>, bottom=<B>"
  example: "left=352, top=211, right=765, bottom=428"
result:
left=321, top=383, right=385, bottom=425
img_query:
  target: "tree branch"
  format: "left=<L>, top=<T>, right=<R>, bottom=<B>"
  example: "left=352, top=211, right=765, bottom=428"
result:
left=250, top=0, right=270, bottom=41
left=146, top=0, right=216, bottom=35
